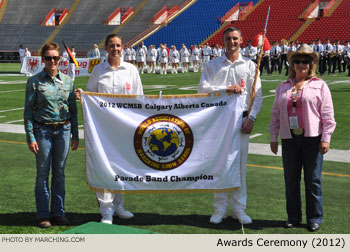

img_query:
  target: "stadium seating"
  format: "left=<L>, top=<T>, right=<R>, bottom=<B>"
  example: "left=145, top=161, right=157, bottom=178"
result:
left=0, top=0, right=75, bottom=25
left=143, top=0, right=259, bottom=49
left=1, top=0, right=350, bottom=54
left=207, top=0, right=311, bottom=46
left=0, top=0, right=186, bottom=51
left=297, top=0, right=350, bottom=43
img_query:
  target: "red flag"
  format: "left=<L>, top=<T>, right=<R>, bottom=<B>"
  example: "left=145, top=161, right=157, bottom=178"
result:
left=62, top=40, right=79, bottom=69
left=251, top=33, right=271, bottom=51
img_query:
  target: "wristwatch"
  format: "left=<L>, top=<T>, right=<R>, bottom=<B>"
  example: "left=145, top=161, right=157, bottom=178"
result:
left=248, top=115, right=256, bottom=122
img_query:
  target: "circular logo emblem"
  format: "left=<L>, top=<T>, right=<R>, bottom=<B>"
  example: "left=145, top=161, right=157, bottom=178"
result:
left=134, top=114, right=193, bottom=171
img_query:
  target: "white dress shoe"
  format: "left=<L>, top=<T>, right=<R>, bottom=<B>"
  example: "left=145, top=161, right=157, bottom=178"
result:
left=209, top=210, right=228, bottom=224
left=232, top=211, right=252, bottom=224
left=101, top=214, right=113, bottom=224
left=114, top=206, right=134, bottom=219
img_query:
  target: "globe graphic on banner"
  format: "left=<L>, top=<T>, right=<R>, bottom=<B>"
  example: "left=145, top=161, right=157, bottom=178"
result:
left=148, top=128, right=179, bottom=156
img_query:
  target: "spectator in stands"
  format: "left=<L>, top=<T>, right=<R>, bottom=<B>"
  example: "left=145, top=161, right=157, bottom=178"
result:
left=92, top=44, right=100, bottom=58
left=19, top=44, right=26, bottom=67
left=76, top=34, right=143, bottom=224
left=24, top=41, right=79, bottom=228
left=198, top=27, right=262, bottom=225
left=136, top=43, right=146, bottom=74
left=269, top=44, right=336, bottom=232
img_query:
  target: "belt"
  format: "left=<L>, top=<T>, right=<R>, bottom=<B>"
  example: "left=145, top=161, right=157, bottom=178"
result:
left=243, top=111, right=248, bottom=117
left=35, top=120, right=70, bottom=129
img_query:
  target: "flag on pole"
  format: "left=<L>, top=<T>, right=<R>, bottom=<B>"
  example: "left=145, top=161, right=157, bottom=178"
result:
left=62, top=40, right=79, bottom=69
left=251, top=32, right=271, bottom=51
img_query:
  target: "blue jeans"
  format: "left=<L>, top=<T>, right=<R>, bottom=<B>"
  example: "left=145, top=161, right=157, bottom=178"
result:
left=34, top=123, right=71, bottom=219
left=281, top=134, right=323, bottom=224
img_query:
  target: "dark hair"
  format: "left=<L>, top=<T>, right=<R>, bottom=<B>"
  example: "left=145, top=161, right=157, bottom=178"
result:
left=40, top=41, right=59, bottom=57
left=105, top=34, right=123, bottom=46
left=223, top=27, right=242, bottom=38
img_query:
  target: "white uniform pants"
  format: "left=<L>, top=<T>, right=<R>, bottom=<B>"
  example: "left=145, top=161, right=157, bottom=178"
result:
left=96, top=192, right=124, bottom=216
left=213, top=131, right=250, bottom=212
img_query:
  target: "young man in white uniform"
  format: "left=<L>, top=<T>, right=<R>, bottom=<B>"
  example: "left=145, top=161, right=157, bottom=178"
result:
left=81, top=34, right=143, bottom=224
left=198, top=27, right=262, bottom=225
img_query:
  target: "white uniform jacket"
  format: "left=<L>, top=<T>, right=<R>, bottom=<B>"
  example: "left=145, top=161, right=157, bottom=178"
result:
left=87, top=60, right=143, bottom=95
left=198, top=54, right=262, bottom=119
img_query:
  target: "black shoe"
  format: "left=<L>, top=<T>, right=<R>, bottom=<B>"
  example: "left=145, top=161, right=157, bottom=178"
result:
left=284, top=220, right=300, bottom=228
left=308, top=223, right=320, bottom=232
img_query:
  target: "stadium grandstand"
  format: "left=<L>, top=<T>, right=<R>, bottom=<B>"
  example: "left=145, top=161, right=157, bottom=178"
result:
left=0, top=0, right=349, bottom=62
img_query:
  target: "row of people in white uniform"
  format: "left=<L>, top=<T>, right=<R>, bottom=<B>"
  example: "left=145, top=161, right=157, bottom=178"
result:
left=119, top=42, right=226, bottom=74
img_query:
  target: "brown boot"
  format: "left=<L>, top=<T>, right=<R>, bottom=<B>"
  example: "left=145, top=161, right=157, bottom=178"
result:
left=38, top=219, right=51, bottom=228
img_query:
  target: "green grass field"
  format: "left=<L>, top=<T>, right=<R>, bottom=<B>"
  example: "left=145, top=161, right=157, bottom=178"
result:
left=0, top=63, right=349, bottom=234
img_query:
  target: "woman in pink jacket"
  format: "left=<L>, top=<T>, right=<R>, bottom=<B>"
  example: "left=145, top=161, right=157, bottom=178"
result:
left=269, top=44, right=336, bottom=232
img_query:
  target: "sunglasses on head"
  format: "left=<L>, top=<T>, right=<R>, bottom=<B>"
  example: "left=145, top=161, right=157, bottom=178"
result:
left=294, top=59, right=310, bottom=65
left=44, top=56, right=60, bottom=61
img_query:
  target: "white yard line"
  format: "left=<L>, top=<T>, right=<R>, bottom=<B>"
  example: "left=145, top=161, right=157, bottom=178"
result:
left=0, top=107, right=24, bottom=113
left=262, top=94, right=276, bottom=98
left=0, top=89, right=25, bottom=94
left=5, top=119, right=23, bottom=124
left=249, top=133, right=262, bottom=139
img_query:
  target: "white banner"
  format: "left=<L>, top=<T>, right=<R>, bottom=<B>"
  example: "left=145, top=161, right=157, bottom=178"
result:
left=81, top=92, right=243, bottom=193
left=20, top=56, right=102, bottom=76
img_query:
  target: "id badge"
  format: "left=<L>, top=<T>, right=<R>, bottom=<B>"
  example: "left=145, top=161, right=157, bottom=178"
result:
left=289, top=116, right=299, bottom=129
